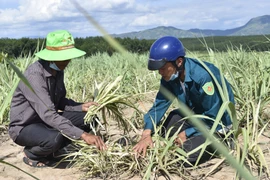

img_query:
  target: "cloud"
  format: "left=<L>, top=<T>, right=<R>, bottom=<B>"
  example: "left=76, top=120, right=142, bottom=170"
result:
left=0, top=0, right=139, bottom=37
left=0, top=0, right=65, bottom=24
left=131, top=14, right=168, bottom=27
left=0, top=0, right=135, bottom=24
left=0, top=0, right=269, bottom=38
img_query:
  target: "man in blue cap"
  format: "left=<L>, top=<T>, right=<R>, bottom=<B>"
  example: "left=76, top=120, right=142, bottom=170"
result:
left=133, top=36, right=235, bottom=166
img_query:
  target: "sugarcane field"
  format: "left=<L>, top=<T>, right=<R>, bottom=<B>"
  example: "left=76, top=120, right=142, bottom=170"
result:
left=1, top=45, right=270, bottom=180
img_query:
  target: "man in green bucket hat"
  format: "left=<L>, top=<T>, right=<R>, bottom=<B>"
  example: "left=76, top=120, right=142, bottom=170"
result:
left=9, top=30, right=106, bottom=168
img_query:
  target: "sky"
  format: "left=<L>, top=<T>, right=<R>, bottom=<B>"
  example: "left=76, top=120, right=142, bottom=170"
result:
left=0, top=0, right=269, bottom=38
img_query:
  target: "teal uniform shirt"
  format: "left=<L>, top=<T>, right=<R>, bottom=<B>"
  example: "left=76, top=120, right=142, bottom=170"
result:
left=144, top=57, right=235, bottom=137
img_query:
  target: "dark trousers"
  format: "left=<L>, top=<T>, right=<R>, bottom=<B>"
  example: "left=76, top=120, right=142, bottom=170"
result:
left=15, top=111, right=89, bottom=160
left=160, top=110, right=221, bottom=167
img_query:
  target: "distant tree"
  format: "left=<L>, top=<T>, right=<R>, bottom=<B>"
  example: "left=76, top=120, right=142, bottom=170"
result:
left=1, top=35, right=270, bottom=58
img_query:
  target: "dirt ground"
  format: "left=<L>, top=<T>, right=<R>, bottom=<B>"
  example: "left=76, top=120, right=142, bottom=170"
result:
left=1, top=125, right=270, bottom=180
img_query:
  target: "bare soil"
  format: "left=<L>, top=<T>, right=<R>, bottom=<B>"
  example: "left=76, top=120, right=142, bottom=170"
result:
left=1, top=99, right=270, bottom=180
left=1, top=126, right=270, bottom=180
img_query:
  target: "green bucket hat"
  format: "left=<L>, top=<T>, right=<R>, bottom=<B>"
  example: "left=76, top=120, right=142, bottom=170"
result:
left=35, top=30, right=86, bottom=61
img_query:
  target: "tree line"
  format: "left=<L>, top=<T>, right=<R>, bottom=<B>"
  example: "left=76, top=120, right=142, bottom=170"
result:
left=0, top=35, right=270, bottom=59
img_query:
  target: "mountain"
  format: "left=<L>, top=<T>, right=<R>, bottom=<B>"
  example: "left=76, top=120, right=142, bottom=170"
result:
left=112, top=15, right=270, bottom=39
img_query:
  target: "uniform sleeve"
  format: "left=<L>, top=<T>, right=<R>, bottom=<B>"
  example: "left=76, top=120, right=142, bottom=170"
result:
left=144, top=80, right=173, bottom=131
left=185, top=127, right=198, bottom=137
left=21, top=71, right=83, bottom=139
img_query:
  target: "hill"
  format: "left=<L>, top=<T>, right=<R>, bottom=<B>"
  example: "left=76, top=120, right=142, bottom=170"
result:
left=112, top=15, right=270, bottom=39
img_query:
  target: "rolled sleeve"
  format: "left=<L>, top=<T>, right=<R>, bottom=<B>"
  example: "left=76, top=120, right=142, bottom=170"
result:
left=144, top=89, right=172, bottom=131
left=185, top=127, right=197, bottom=137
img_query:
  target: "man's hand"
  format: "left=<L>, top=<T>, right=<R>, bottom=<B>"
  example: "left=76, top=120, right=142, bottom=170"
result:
left=133, top=130, right=153, bottom=157
left=82, top=102, right=99, bottom=112
left=174, top=131, right=187, bottom=146
left=81, top=132, right=106, bottom=150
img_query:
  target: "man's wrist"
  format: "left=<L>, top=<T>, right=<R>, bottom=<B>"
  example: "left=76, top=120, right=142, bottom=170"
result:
left=81, top=132, right=87, bottom=139
left=142, top=129, right=151, bottom=137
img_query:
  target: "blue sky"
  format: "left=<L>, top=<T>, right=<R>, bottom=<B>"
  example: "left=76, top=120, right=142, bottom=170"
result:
left=0, top=0, right=269, bottom=38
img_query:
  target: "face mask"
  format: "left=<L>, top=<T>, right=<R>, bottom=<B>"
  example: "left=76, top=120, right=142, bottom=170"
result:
left=49, top=62, right=61, bottom=71
left=169, top=71, right=179, bottom=81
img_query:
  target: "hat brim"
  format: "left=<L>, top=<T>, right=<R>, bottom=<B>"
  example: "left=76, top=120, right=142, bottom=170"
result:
left=35, top=48, right=86, bottom=61
left=148, top=58, right=167, bottom=70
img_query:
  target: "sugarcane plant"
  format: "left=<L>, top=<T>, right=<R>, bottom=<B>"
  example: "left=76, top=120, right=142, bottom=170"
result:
left=83, top=75, right=141, bottom=135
